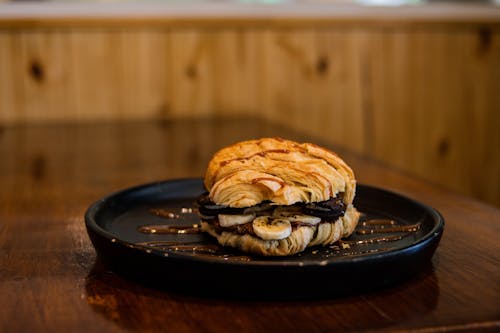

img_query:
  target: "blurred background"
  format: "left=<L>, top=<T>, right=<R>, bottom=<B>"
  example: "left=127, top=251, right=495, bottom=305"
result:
left=0, top=0, right=499, bottom=207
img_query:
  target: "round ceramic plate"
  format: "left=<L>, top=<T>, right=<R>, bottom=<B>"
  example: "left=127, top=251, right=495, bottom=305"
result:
left=85, top=178, right=444, bottom=299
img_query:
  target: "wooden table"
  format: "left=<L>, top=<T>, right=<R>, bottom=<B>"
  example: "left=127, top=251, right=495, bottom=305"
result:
left=1, top=117, right=499, bottom=332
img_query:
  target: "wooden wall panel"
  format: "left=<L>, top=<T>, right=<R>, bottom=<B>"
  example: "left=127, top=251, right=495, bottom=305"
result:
left=259, top=29, right=366, bottom=153
left=169, top=29, right=258, bottom=118
left=460, top=30, right=500, bottom=205
left=68, top=30, right=169, bottom=121
left=259, top=30, right=317, bottom=130
left=0, top=27, right=499, bottom=206
left=369, top=29, right=500, bottom=207
left=0, top=30, right=169, bottom=122
left=0, top=33, right=17, bottom=123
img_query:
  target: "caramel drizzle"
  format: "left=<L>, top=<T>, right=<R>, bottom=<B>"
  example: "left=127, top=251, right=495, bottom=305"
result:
left=356, top=222, right=421, bottom=235
left=137, top=241, right=219, bottom=253
left=342, top=234, right=408, bottom=245
left=150, top=208, right=197, bottom=219
left=336, top=248, right=392, bottom=256
left=362, top=219, right=396, bottom=226
left=135, top=241, right=252, bottom=261
left=137, top=224, right=200, bottom=234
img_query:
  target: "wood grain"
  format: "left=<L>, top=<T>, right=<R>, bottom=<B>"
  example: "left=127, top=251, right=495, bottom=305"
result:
left=169, top=29, right=259, bottom=118
left=259, top=29, right=367, bottom=153
left=368, top=28, right=500, bottom=209
left=0, top=18, right=499, bottom=207
left=0, top=118, right=499, bottom=333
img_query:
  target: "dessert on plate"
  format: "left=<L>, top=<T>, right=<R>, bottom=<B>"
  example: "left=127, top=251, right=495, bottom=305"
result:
left=198, top=137, right=360, bottom=256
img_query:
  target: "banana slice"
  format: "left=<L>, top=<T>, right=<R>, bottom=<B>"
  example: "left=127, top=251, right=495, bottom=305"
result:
left=273, top=210, right=322, bottom=225
left=291, top=214, right=321, bottom=225
left=218, top=213, right=255, bottom=227
left=252, top=216, right=291, bottom=240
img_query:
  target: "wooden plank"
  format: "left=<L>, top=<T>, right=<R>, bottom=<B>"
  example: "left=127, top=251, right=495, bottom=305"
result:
left=260, top=29, right=366, bottom=153
left=461, top=28, right=500, bottom=206
left=0, top=32, right=18, bottom=123
left=18, top=31, right=77, bottom=122
left=68, top=29, right=169, bottom=121
left=168, top=29, right=258, bottom=118
left=0, top=30, right=170, bottom=122
left=318, top=29, right=366, bottom=154
left=168, top=30, right=211, bottom=117
left=368, top=29, right=500, bottom=206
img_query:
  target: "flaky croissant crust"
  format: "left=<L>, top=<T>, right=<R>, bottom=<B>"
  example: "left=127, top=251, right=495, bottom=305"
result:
left=204, top=137, right=356, bottom=207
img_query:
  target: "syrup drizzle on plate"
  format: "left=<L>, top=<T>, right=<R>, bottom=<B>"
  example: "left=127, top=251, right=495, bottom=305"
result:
left=135, top=208, right=421, bottom=260
left=137, top=224, right=200, bottom=234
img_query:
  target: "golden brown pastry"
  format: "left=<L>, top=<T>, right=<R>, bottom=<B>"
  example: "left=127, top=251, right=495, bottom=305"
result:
left=198, top=137, right=360, bottom=256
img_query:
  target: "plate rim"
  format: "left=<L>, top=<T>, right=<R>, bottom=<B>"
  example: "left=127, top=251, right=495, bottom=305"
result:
left=85, top=177, right=445, bottom=268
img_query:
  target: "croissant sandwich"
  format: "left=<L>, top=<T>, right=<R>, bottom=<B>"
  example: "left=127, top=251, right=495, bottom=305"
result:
left=198, top=137, right=360, bottom=256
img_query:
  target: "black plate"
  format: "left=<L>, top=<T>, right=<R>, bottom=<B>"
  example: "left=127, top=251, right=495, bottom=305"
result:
left=85, top=178, right=444, bottom=299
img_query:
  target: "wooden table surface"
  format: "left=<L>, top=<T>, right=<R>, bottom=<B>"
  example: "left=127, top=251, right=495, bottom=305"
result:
left=0, top=117, right=499, bottom=333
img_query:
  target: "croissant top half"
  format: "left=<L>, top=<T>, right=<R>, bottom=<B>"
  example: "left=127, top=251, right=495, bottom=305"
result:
left=204, top=137, right=356, bottom=208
